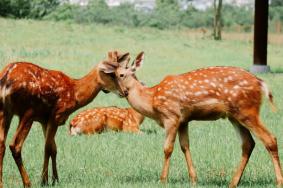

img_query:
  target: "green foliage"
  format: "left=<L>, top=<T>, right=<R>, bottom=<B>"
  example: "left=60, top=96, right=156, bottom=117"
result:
left=28, top=0, right=60, bottom=18
left=271, top=0, right=283, bottom=7
left=269, top=6, right=283, bottom=21
left=0, top=0, right=59, bottom=18
left=44, top=3, right=78, bottom=21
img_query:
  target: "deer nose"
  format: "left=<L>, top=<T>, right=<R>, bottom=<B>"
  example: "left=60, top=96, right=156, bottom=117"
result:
left=124, top=90, right=128, bottom=97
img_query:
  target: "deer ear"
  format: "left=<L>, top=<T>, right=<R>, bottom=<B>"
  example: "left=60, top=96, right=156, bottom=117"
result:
left=132, top=52, right=144, bottom=71
left=118, top=52, right=130, bottom=63
left=98, top=61, right=116, bottom=73
left=118, top=52, right=130, bottom=68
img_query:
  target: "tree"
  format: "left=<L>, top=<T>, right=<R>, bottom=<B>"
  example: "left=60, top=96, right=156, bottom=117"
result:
left=213, top=0, right=222, bottom=40
left=271, top=0, right=283, bottom=7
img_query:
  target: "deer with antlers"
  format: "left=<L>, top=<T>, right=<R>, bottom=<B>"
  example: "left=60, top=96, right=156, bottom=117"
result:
left=101, top=51, right=283, bottom=187
left=0, top=51, right=130, bottom=187
left=69, top=107, right=144, bottom=135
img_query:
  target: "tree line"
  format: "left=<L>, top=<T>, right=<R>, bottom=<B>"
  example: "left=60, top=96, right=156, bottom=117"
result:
left=0, top=0, right=282, bottom=32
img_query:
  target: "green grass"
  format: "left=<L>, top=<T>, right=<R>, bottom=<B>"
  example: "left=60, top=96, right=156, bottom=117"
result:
left=0, top=18, right=283, bottom=188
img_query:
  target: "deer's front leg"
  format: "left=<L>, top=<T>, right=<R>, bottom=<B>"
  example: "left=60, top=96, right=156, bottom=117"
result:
left=178, top=124, right=197, bottom=184
left=160, top=119, right=178, bottom=183
left=41, top=122, right=58, bottom=186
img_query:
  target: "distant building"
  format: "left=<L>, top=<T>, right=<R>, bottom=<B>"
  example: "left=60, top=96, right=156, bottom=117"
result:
left=68, top=0, right=88, bottom=6
left=106, top=0, right=155, bottom=11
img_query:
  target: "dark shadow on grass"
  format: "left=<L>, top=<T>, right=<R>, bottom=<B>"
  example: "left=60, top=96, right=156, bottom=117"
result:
left=141, top=129, right=158, bottom=135
left=118, top=173, right=275, bottom=187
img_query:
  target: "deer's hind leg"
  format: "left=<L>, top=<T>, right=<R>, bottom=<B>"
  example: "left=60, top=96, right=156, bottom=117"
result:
left=0, top=109, right=12, bottom=188
left=234, top=110, right=283, bottom=186
left=41, top=121, right=58, bottom=186
left=228, top=117, right=255, bottom=188
left=9, top=109, right=33, bottom=187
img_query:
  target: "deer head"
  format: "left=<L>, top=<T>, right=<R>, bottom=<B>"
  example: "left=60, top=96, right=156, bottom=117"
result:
left=100, top=51, right=144, bottom=97
left=98, top=51, right=130, bottom=96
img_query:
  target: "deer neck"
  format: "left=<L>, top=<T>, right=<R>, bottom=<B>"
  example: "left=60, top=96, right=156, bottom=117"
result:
left=124, top=77, right=155, bottom=118
left=128, top=108, right=145, bottom=124
left=74, top=66, right=102, bottom=107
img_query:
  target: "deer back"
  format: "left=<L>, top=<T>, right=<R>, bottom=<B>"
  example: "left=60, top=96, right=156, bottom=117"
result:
left=0, top=62, right=76, bottom=123
left=152, top=66, right=265, bottom=122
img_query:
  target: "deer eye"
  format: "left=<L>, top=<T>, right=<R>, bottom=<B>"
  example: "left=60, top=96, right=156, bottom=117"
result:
left=120, top=74, right=124, bottom=78
left=109, top=73, right=115, bottom=79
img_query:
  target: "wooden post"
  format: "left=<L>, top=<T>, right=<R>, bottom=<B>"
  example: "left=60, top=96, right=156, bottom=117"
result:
left=250, top=0, right=270, bottom=73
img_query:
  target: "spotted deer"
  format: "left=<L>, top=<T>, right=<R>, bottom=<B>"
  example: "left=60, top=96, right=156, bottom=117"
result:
left=0, top=51, right=129, bottom=187
left=69, top=107, right=144, bottom=135
left=101, top=51, right=283, bottom=187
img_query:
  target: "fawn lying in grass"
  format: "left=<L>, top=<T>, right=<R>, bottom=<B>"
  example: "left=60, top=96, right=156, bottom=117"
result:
left=70, top=107, right=144, bottom=135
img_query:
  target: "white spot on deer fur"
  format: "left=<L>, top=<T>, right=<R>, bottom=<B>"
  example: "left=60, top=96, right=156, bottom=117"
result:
left=157, top=87, right=161, bottom=91
left=194, top=91, right=203, bottom=96
left=210, top=82, right=216, bottom=88
left=197, top=98, right=221, bottom=106
left=164, top=90, right=173, bottom=95
left=224, top=89, right=228, bottom=94
left=228, top=76, right=233, bottom=81
left=228, top=97, right=232, bottom=102
left=157, top=96, right=167, bottom=100
left=204, top=79, right=209, bottom=83
left=185, top=91, right=192, bottom=95
left=233, top=85, right=240, bottom=89
left=203, top=90, right=209, bottom=95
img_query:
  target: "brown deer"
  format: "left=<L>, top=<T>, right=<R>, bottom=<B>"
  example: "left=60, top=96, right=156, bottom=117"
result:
left=69, top=107, right=144, bottom=135
left=0, top=51, right=129, bottom=187
left=101, top=51, right=283, bottom=187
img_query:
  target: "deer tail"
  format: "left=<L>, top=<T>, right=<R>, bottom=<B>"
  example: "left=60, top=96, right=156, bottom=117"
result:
left=0, top=64, right=15, bottom=105
left=260, top=81, right=277, bottom=112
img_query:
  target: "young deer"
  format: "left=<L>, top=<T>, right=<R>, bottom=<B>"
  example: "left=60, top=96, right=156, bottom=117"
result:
left=101, top=51, right=283, bottom=187
left=69, top=107, right=144, bottom=135
left=0, top=51, right=129, bottom=187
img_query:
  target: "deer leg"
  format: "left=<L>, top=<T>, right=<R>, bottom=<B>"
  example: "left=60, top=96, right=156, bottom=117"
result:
left=41, top=122, right=58, bottom=186
left=229, top=118, right=255, bottom=188
left=9, top=111, right=33, bottom=188
left=41, top=123, right=58, bottom=185
left=50, top=138, right=58, bottom=185
left=160, top=120, right=178, bottom=183
left=241, top=116, right=283, bottom=186
left=0, top=111, right=12, bottom=188
left=178, top=124, right=197, bottom=184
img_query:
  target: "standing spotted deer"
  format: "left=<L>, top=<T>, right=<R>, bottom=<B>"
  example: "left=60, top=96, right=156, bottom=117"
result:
left=69, top=107, right=144, bottom=135
left=101, top=51, right=283, bottom=187
left=0, top=51, right=129, bottom=187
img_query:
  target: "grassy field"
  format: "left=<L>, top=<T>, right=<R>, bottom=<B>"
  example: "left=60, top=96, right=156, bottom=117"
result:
left=0, top=18, right=283, bottom=188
